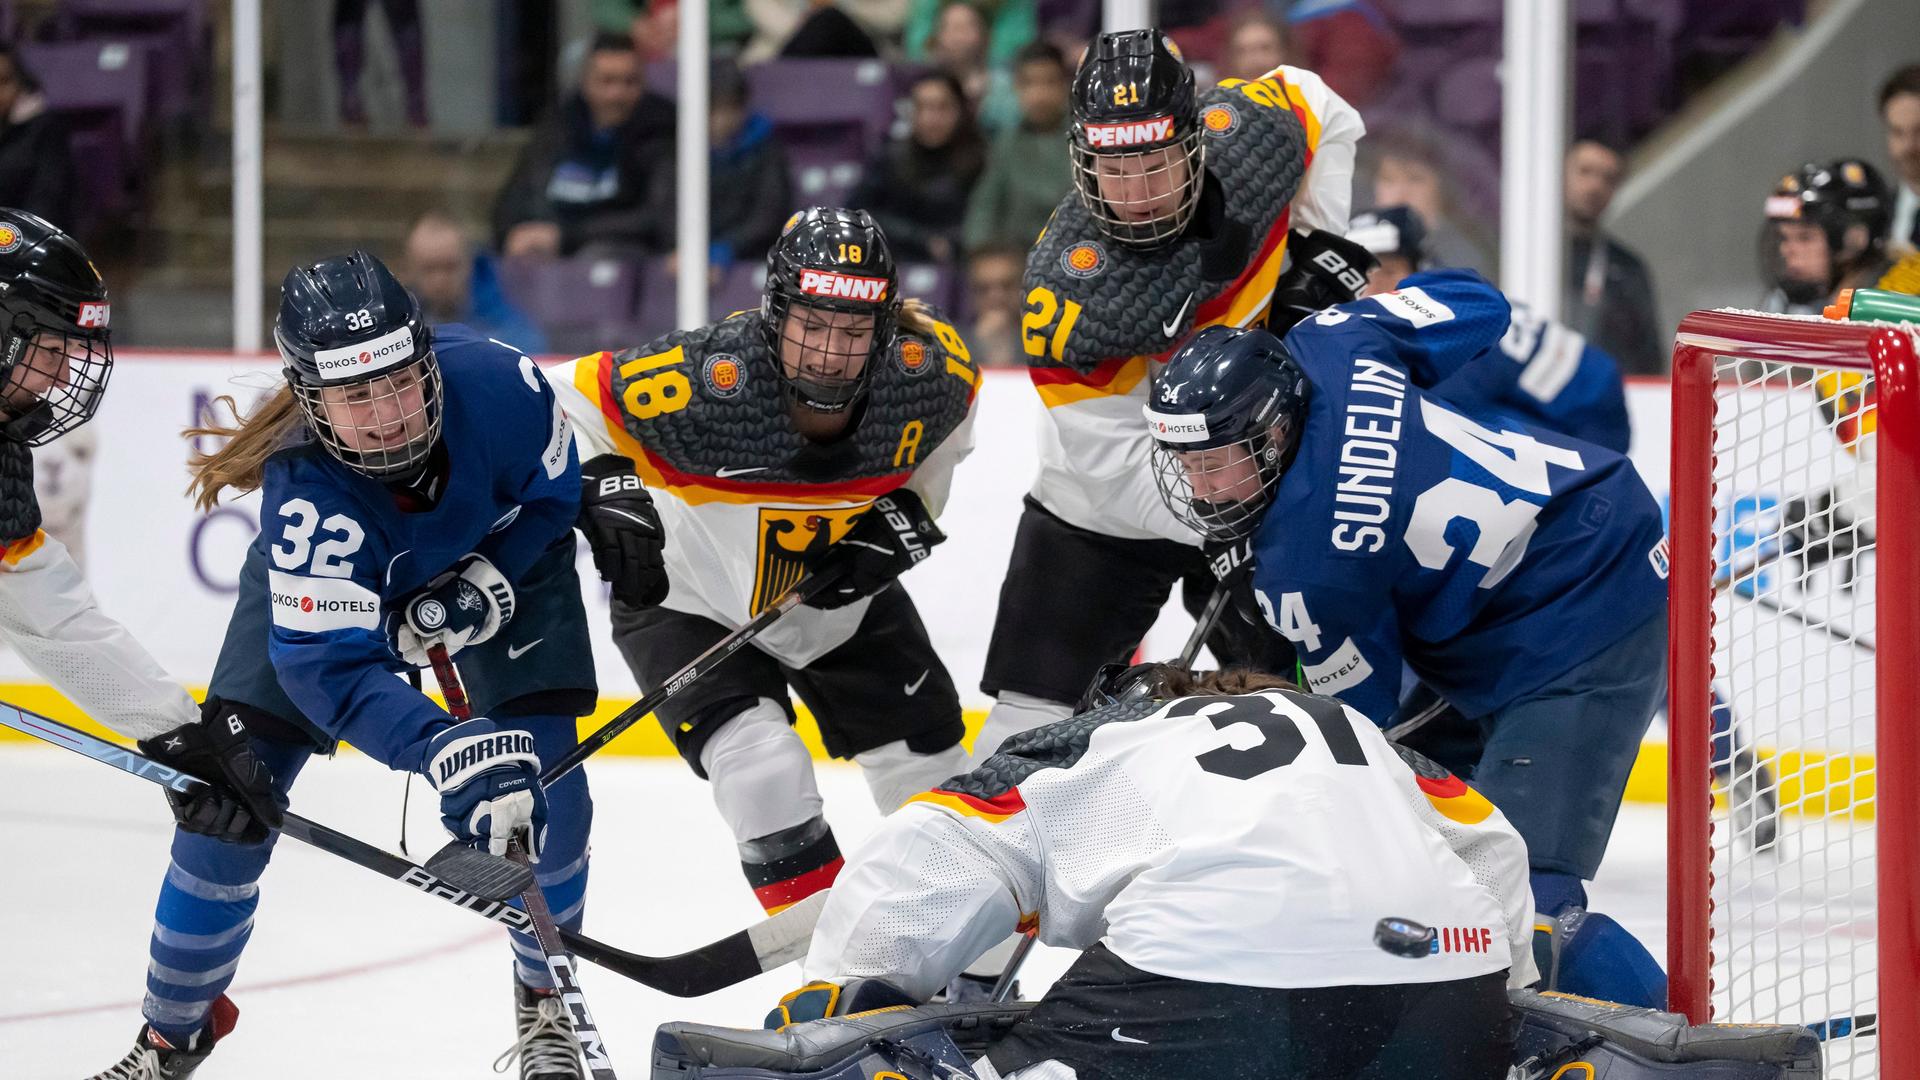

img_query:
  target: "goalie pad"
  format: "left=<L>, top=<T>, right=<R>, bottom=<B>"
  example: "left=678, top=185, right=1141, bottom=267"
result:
left=654, top=1002, right=1027, bottom=1080
left=1510, top=988, right=1821, bottom=1079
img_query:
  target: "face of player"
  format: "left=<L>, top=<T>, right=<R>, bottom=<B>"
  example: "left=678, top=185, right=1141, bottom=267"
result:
left=910, top=78, right=964, bottom=150
left=0, top=333, right=74, bottom=416
left=779, top=306, right=875, bottom=387
left=1093, top=145, right=1192, bottom=224
left=1885, top=91, right=1920, bottom=188
left=1364, top=255, right=1416, bottom=297
left=1176, top=443, right=1267, bottom=503
left=316, top=363, right=432, bottom=453
left=1775, top=221, right=1833, bottom=290
left=581, top=47, right=644, bottom=132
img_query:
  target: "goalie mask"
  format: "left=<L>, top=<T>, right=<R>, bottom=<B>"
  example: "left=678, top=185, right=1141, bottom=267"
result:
left=1146, top=324, right=1310, bottom=543
left=1761, top=159, right=1891, bottom=304
left=274, top=250, right=444, bottom=479
left=0, top=210, right=114, bottom=446
left=762, top=207, right=901, bottom=414
left=1069, top=29, right=1206, bottom=250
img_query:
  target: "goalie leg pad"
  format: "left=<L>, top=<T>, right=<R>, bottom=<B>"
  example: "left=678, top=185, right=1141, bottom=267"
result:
left=1511, top=988, right=1822, bottom=1078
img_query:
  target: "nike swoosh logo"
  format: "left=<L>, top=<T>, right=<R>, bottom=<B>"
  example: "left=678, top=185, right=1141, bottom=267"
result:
left=904, top=670, right=929, bottom=695
left=1161, top=292, right=1195, bottom=338
left=715, top=466, right=769, bottom=479
left=507, top=639, right=544, bottom=660
left=1111, top=1028, right=1149, bottom=1045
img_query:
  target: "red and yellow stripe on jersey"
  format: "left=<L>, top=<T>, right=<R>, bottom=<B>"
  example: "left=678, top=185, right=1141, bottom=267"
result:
left=1030, top=69, right=1329, bottom=411
left=568, top=349, right=913, bottom=506
left=1414, top=770, right=1498, bottom=826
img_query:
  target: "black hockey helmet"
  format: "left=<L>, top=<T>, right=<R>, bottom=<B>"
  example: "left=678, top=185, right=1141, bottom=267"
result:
left=0, top=210, right=114, bottom=445
left=1145, top=324, right=1311, bottom=542
left=762, top=207, right=901, bottom=413
left=1069, top=29, right=1205, bottom=250
left=1348, top=206, right=1429, bottom=272
left=1762, top=159, right=1892, bottom=302
left=1077, top=660, right=1187, bottom=713
left=274, top=250, right=443, bottom=479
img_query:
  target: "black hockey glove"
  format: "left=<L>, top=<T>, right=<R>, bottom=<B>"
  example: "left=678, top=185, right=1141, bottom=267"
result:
left=139, top=705, right=287, bottom=844
left=805, top=490, right=946, bottom=610
left=1269, top=228, right=1377, bottom=334
left=578, top=453, right=669, bottom=608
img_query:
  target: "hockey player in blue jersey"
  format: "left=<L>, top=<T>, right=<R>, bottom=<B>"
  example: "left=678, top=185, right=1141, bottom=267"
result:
left=1144, top=271, right=1670, bottom=1008
left=88, top=252, right=603, bottom=1080
left=1348, top=205, right=1632, bottom=454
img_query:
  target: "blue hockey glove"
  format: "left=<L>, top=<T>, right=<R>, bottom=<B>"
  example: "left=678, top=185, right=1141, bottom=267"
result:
left=423, top=717, right=547, bottom=861
left=392, top=553, right=515, bottom=667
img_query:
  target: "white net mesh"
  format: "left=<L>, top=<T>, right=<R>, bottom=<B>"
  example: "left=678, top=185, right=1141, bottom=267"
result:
left=1703, top=326, right=1879, bottom=1079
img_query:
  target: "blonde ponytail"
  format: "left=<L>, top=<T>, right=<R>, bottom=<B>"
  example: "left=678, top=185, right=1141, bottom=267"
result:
left=184, top=387, right=305, bottom=511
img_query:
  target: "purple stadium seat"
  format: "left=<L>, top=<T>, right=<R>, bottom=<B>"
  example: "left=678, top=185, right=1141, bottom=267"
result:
left=1378, top=0, right=1499, bottom=29
left=898, top=263, right=958, bottom=316
left=496, top=256, right=642, bottom=355
left=1432, top=57, right=1500, bottom=130
left=20, top=41, right=150, bottom=150
left=52, top=0, right=207, bottom=124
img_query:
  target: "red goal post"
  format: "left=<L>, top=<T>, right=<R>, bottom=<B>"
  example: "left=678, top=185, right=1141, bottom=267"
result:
left=1669, top=308, right=1920, bottom=1078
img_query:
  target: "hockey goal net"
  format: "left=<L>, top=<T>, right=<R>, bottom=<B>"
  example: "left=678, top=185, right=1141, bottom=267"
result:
left=1669, top=308, right=1920, bottom=1079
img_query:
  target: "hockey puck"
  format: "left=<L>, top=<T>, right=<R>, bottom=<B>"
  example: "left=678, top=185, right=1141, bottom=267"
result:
left=1373, top=917, right=1436, bottom=958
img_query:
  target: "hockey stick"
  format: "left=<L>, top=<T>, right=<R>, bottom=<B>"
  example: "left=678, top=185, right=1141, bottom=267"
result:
left=0, top=698, right=538, bottom=922
left=1730, top=587, right=1875, bottom=654
left=428, top=645, right=620, bottom=1080
left=559, top=889, right=827, bottom=997
left=537, top=565, right=846, bottom=789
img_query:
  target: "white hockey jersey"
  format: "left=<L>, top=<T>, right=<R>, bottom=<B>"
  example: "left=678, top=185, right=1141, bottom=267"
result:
left=0, top=528, right=197, bottom=740
left=1020, top=65, right=1364, bottom=543
left=804, top=688, right=1536, bottom=999
left=550, top=309, right=978, bottom=668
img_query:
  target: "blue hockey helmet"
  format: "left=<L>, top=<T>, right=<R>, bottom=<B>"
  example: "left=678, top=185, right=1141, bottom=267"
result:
left=274, top=250, right=442, bottom=479
left=1144, top=324, right=1310, bottom=542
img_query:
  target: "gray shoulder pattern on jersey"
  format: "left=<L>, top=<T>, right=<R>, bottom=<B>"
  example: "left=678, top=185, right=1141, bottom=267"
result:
left=0, top=438, right=40, bottom=544
left=1389, top=740, right=1456, bottom=782
left=1025, top=82, right=1309, bottom=373
left=943, top=698, right=1165, bottom=799
left=610, top=310, right=976, bottom=484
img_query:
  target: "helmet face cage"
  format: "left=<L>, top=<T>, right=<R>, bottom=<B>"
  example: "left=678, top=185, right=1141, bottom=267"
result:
left=290, top=353, right=444, bottom=479
left=1071, top=129, right=1206, bottom=250
left=0, top=308, right=111, bottom=446
left=763, top=291, right=895, bottom=413
left=1150, top=398, right=1293, bottom=543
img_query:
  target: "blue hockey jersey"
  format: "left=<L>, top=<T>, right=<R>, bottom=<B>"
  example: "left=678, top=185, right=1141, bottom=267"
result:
left=1354, top=270, right=1631, bottom=453
left=1256, top=278, right=1667, bottom=723
left=257, top=325, right=578, bottom=769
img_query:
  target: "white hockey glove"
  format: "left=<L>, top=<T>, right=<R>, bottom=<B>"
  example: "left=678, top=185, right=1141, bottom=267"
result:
left=391, top=554, right=515, bottom=667
left=423, top=717, right=547, bottom=860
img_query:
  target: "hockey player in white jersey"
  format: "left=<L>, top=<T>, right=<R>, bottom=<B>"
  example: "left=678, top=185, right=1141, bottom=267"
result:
left=771, top=664, right=1534, bottom=1080
left=0, top=210, right=279, bottom=840
left=552, top=209, right=979, bottom=919
left=975, top=29, right=1366, bottom=762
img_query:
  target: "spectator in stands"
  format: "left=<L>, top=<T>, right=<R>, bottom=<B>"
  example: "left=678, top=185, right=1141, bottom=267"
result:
left=963, top=244, right=1026, bottom=368
left=334, top=0, right=428, bottom=127
left=849, top=71, right=986, bottom=264
left=1371, top=130, right=1494, bottom=277
left=918, top=0, right=1025, bottom=131
left=1563, top=138, right=1663, bottom=376
left=963, top=41, right=1070, bottom=253
left=402, top=211, right=548, bottom=354
left=1881, top=64, right=1920, bottom=256
left=700, top=58, right=791, bottom=271
left=0, top=45, right=75, bottom=230
left=907, top=0, right=1037, bottom=67
left=1285, top=0, right=1399, bottom=109
left=744, top=0, right=907, bottom=61
left=1221, top=8, right=1290, bottom=82
left=493, top=33, right=675, bottom=259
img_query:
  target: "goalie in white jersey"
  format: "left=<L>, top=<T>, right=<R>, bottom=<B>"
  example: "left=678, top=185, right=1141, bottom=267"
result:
left=777, top=664, right=1535, bottom=1080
